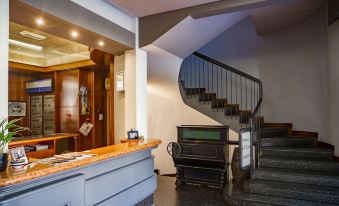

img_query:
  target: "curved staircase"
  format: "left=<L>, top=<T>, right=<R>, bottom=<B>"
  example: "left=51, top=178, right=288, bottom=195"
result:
left=179, top=52, right=339, bottom=205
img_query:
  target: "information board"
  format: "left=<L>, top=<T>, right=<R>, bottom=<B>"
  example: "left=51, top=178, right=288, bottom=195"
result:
left=239, top=128, right=252, bottom=170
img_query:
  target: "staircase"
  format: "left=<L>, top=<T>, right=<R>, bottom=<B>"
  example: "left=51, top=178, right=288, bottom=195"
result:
left=179, top=52, right=339, bottom=205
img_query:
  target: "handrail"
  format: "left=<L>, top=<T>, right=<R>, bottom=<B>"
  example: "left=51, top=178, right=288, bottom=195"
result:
left=193, top=52, right=263, bottom=119
left=182, top=51, right=264, bottom=168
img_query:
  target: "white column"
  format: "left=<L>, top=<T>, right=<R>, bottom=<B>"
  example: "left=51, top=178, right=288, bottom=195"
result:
left=135, top=49, right=147, bottom=138
left=134, top=17, right=148, bottom=138
left=0, top=0, right=9, bottom=120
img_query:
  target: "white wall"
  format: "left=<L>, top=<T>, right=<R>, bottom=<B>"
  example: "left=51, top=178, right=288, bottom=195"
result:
left=146, top=45, right=222, bottom=175
left=196, top=10, right=329, bottom=141
left=198, top=16, right=259, bottom=78
left=259, top=9, right=329, bottom=140
left=328, top=19, right=339, bottom=156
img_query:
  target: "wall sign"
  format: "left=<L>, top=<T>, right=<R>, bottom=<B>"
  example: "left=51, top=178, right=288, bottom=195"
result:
left=43, top=95, right=55, bottom=134
left=116, top=71, right=124, bottom=92
left=239, top=128, right=252, bottom=170
left=26, top=78, right=53, bottom=93
left=30, top=95, right=43, bottom=135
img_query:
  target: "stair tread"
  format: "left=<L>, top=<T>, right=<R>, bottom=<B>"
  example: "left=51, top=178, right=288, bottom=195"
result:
left=261, top=147, right=333, bottom=153
left=254, top=168, right=339, bottom=182
left=224, top=182, right=336, bottom=206
left=244, top=179, right=339, bottom=204
left=261, top=156, right=339, bottom=163
left=246, top=179, right=339, bottom=196
left=261, top=135, right=315, bottom=139
left=260, top=156, right=339, bottom=173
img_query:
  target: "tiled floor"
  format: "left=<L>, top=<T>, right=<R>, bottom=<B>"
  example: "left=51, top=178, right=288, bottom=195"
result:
left=154, top=176, right=226, bottom=206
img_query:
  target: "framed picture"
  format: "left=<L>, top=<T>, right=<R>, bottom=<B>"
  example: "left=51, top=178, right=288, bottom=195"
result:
left=8, top=101, right=27, bottom=117
left=127, top=130, right=139, bottom=140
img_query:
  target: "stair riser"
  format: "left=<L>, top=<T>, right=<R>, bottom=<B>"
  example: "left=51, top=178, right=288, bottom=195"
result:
left=199, top=95, right=216, bottom=102
left=261, top=139, right=314, bottom=147
left=261, top=128, right=289, bottom=138
left=261, top=149, right=333, bottom=160
left=260, top=160, right=339, bottom=173
left=253, top=171, right=339, bottom=188
left=244, top=183, right=339, bottom=204
left=185, top=89, right=206, bottom=95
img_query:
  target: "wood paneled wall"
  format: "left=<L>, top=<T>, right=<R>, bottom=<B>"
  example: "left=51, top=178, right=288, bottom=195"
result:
left=9, top=64, right=110, bottom=151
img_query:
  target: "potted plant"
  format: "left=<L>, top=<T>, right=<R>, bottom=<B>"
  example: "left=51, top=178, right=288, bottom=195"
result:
left=0, top=118, right=29, bottom=172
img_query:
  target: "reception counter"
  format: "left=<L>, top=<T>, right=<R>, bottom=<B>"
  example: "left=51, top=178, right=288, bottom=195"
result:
left=0, top=138, right=161, bottom=206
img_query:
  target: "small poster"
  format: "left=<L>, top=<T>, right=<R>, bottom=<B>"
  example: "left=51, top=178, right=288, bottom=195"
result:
left=239, top=128, right=252, bottom=170
left=8, top=102, right=26, bottom=117
left=79, top=121, right=93, bottom=136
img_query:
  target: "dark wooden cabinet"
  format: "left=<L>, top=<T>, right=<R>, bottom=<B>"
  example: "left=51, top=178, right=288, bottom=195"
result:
left=172, top=125, right=229, bottom=188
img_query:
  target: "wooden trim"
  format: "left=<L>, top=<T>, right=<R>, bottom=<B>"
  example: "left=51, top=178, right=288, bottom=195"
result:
left=9, top=133, right=79, bottom=146
left=109, top=56, right=115, bottom=145
left=316, top=141, right=335, bottom=150
left=9, top=60, right=96, bottom=73
left=263, top=123, right=293, bottom=135
left=292, top=130, right=318, bottom=139
left=9, top=62, right=45, bottom=72
left=46, top=60, right=96, bottom=72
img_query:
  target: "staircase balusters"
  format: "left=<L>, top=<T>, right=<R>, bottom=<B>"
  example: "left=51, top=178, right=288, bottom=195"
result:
left=179, top=52, right=263, bottom=168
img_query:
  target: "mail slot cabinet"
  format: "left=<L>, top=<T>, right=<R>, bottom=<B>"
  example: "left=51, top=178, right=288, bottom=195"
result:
left=0, top=174, right=85, bottom=206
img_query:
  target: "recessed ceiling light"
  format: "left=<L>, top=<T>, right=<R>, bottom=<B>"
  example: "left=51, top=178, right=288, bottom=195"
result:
left=19, top=31, right=46, bottom=41
left=71, top=31, right=78, bottom=38
left=98, top=41, right=104, bottom=46
left=36, top=18, right=44, bottom=26
left=9, top=39, right=42, bottom=51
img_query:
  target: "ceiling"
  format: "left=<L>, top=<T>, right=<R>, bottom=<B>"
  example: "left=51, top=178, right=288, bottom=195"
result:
left=107, top=0, right=326, bottom=35
left=251, top=0, right=327, bottom=34
left=105, top=0, right=220, bottom=17
left=9, top=22, right=90, bottom=67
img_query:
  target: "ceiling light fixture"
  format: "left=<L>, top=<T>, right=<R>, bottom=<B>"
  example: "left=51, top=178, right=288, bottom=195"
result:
left=36, top=18, right=45, bottom=26
left=98, top=41, right=104, bottom=46
left=19, top=31, right=47, bottom=41
left=9, top=39, right=43, bottom=51
left=71, top=31, right=78, bottom=38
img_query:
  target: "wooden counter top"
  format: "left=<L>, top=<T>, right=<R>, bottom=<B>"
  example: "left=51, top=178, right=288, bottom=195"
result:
left=0, top=138, right=161, bottom=187
left=9, top=133, right=79, bottom=146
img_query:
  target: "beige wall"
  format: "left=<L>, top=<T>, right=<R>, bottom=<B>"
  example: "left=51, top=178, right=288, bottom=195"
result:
left=146, top=45, right=240, bottom=175
left=328, top=19, right=339, bottom=156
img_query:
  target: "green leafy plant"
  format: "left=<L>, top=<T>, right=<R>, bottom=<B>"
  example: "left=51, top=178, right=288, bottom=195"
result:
left=0, top=118, right=30, bottom=155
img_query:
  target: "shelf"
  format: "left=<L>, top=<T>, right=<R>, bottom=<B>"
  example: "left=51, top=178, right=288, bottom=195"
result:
left=26, top=148, right=55, bottom=159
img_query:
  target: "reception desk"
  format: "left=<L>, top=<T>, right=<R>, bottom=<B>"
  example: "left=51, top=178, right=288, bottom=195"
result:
left=0, top=138, right=161, bottom=206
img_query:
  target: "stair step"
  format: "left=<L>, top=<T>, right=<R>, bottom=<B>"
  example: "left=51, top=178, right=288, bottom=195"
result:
left=211, top=99, right=227, bottom=109
left=261, top=127, right=289, bottom=138
left=260, top=156, right=339, bottom=173
left=239, top=110, right=251, bottom=124
left=261, top=147, right=333, bottom=159
left=261, top=136, right=315, bottom=147
left=185, top=87, right=206, bottom=95
left=243, top=179, right=339, bottom=204
left=224, top=104, right=239, bottom=116
left=223, top=182, right=335, bottom=206
left=198, top=93, right=216, bottom=102
left=253, top=168, right=339, bottom=188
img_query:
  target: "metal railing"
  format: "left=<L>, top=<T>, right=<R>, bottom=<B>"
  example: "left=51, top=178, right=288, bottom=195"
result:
left=179, top=52, right=263, bottom=168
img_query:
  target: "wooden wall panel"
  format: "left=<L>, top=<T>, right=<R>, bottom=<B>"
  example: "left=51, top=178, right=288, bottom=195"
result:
left=78, top=68, right=95, bottom=151
left=9, top=64, right=111, bottom=151
left=8, top=70, right=53, bottom=135
left=93, top=66, right=109, bottom=148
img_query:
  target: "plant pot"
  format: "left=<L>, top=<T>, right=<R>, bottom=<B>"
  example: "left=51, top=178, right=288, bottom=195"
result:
left=0, top=153, right=8, bottom=172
